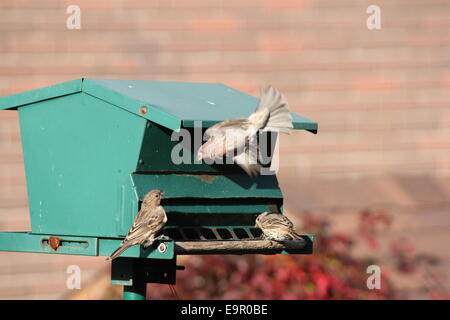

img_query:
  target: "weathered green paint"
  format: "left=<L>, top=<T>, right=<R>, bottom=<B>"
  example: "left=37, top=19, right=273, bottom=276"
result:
left=82, top=79, right=182, bottom=132
left=11, top=89, right=284, bottom=238
left=291, top=113, right=318, bottom=133
left=19, top=92, right=146, bottom=237
left=183, top=113, right=318, bottom=133
left=87, top=79, right=257, bottom=127
left=0, top=78, right=318, bottom=133
left=0, top=79, right=318, bottom=301
left=163, top=203, right=278, bottom=215
left=0, top=79, right=317, bottom=259
left=132, top=173, right=283, bottom=199
left=0, top=79, right=82, bottom=110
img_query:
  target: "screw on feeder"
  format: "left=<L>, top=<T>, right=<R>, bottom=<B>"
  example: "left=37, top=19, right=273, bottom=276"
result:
left=140, top=106, right=148, bottom=115
left=158, top=243, right=167, bottom=253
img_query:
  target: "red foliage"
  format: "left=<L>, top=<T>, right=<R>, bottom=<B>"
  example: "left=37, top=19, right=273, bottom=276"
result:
left=358, top=209, right=392, bottom=250
left=149, top=211, right=398, bottom=300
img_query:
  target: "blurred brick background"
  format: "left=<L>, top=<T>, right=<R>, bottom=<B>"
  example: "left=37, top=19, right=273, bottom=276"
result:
left=0, top=0, right=449, bottom=299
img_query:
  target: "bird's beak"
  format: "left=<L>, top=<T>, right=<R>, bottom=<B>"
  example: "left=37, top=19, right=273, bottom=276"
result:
left=160, top=190, right=165, bottom=197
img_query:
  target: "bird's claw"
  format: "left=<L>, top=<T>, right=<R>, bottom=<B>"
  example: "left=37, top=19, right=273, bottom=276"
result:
left=142, top=235, right=169, bottom=249
left=142, top=240, right=154, bottom=249
left=155, top=235, right=170, bottom=241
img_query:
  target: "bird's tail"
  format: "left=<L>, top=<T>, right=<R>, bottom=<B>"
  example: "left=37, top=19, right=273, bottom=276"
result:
left=251, top=86, right=293, bottom=134
left=106, top=244, right=129, bottom=260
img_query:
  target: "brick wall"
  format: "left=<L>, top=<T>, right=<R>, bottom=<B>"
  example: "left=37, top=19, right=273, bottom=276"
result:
left=0, top=0, right=449, bottom=299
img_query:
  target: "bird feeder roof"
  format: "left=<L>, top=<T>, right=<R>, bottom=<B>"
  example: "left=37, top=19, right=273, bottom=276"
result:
left=0, top=78, right=318, bottom=133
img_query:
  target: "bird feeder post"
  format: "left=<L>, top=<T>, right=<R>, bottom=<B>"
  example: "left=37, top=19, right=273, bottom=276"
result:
left=112, top=257, right=140, bottom=299
left=114, top=257, right=148, bottom=300
left=123, top=283, right=147, bottom=300
left=111, top=256, right=180, bottom=300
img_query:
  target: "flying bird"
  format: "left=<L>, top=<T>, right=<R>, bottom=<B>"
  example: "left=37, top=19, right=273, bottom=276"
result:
left=197, top=86, right=293, bottom=176
left=255, top=212, right=303, bottom=241
left=107, top=189, right=167, bottom=260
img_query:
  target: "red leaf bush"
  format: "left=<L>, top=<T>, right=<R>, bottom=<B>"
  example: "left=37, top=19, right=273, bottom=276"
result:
left=149, top=211, right=398, bottom=299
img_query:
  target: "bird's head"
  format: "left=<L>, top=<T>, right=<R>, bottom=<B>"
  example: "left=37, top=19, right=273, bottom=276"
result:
left=143, top=189, right=164, bottom=206
left=255, top=212, right=270, bottom=228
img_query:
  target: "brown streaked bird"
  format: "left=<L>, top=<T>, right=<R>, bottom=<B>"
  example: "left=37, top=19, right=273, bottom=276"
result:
left=197, top=86, right=293, bottom=176
left=255, top=212, right=303, bottom=241
left=107, top=190, right=167, bottom=260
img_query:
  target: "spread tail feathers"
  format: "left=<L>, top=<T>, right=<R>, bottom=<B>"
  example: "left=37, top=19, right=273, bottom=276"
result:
left=253, top=86, right=293, bottom=134
left=106, top=244, right=129, bottom=260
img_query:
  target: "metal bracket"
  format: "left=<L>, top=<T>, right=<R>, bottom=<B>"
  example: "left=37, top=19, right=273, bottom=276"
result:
left=111, top=257, right=183, bottom=286
left=0, top=232, right=98, bottom=255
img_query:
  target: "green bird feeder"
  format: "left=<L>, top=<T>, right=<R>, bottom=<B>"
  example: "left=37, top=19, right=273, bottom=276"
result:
left=0, top=78, right=318, bottom=299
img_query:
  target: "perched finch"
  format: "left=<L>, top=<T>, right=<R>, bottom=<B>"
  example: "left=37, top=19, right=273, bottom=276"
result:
left=107, top=190, right=167, bottom=260
left=255, top=212, right=303, bottom=241
left=197, top=86, right=293, bottom=176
